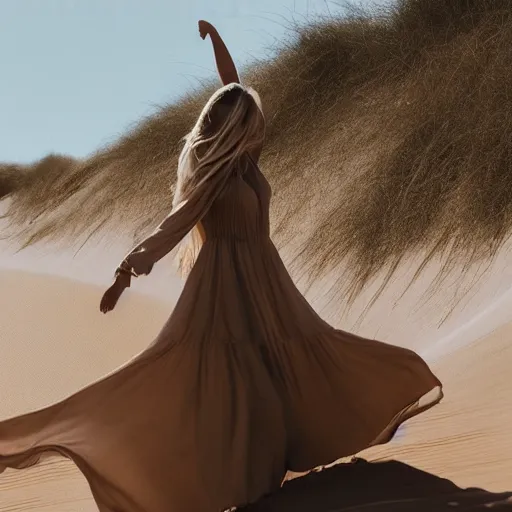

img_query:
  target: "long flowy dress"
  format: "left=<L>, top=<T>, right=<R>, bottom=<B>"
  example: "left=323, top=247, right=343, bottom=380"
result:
left=0, top=155, right=443, bottom=511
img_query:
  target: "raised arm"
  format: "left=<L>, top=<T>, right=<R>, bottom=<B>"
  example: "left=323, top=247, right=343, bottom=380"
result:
left=198, top=20, right=240, bottom=85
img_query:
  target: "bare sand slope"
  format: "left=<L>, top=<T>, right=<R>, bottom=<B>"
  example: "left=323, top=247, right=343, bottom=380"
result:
left=0, top=269, right=511, bottom=510
left=0, top=270, right=171, bottom=511
left=362, top=319, right=512, bottom=493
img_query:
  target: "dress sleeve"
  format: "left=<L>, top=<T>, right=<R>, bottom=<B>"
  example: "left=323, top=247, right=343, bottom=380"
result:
left=118, top=169, right=231, bottom=277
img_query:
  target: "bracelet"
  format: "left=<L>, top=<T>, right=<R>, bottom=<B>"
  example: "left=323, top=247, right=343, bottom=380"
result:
left=121, top=259, right=139, bottom=277
left=115, top=267, right=132, bottom=277
left=115, top=260, right=139, bottom=278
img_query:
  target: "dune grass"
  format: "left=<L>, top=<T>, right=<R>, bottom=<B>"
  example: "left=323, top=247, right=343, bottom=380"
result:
left=1, top=0, right=511, bottom=310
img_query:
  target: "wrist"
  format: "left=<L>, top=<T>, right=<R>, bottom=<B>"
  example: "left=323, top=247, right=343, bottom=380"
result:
left=115, top=260, right=139, bottom=278
left=115, top=272, right=131, bottom=287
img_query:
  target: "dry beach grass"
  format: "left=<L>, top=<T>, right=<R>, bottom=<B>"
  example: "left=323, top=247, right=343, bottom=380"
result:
left=1, top=0, right=512, bottom=308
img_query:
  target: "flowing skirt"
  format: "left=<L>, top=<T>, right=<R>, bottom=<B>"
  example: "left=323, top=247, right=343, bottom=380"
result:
left=0, top=239, right=442, bottom=511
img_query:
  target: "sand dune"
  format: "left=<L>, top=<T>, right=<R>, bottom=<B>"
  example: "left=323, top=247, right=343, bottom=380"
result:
left=364, top=320, right=512, bottom=493
left=0, top=270, right=172, bottom=511
left=0, top=270, right=171, bottom=416
left=1, top=267, right=511, bottom=510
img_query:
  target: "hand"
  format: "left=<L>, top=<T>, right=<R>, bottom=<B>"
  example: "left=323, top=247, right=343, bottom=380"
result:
left=198, top=20, right=216, bottom=40
left=99, top=274, right=130, bottom=314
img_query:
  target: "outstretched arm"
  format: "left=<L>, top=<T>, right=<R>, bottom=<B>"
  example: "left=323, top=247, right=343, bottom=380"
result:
left=199, top=20, right=240, bottom=85
left=117, top=165, right=234, bottom=278
left=101, top=172, right=224, bottom=314
left=101, top=149, right=229, bottom=314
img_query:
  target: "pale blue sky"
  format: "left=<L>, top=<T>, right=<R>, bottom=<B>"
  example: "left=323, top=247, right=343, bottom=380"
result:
left=0, top=0, right=364, bottom=164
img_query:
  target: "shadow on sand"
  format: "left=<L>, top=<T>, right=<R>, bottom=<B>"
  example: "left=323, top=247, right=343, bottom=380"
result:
left=243, top=459, right=512, bottom=511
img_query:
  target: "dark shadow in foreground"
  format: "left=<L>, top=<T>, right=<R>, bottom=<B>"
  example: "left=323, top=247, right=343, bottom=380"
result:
left=242, top=459, right=512, bottom=511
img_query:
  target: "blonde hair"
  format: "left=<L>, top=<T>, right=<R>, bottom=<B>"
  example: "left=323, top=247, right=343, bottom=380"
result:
left=172, top=83, right=265, bottom=277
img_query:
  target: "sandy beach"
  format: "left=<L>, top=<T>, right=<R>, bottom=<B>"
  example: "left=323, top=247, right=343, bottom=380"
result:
left=0, top=261, right=511, bottom=510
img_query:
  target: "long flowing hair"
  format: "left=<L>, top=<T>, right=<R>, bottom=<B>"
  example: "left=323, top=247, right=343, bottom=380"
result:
left=171, top=83, right=265, bottom=277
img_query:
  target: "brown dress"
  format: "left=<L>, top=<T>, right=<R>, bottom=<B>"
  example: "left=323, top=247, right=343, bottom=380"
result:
left=0, top=155, right=443, bottom=511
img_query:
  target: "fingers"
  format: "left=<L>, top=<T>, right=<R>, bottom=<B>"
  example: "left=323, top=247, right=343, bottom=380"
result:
left=100, top=283, right=126, bottom=313
left=100, top=300, right=111, bottom=314
left=100, top=303, right=114, bottom=314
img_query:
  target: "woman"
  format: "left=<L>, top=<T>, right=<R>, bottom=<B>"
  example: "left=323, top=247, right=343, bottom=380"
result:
left=0, top=21, right=443, bottom=512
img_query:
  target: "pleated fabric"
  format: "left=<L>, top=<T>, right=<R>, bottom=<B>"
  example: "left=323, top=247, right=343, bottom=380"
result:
left=0, top=156, right=442, bottom=511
